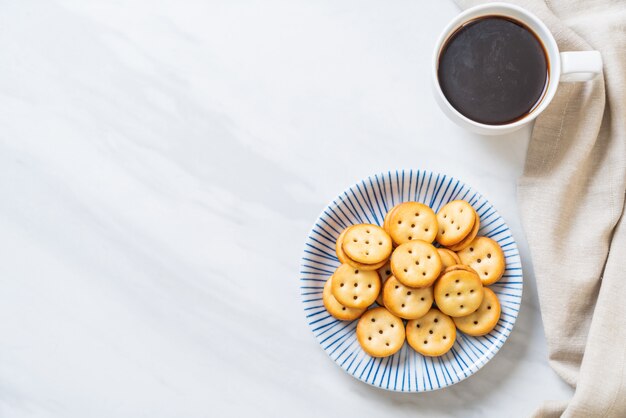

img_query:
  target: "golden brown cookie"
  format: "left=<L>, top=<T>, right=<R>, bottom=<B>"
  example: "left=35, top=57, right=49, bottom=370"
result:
left=376, top=261, right=393, bottom=306
left=356, top=307, right=405, bottom=357
left=336, top=227, right=389, bottom=270
left=387, top=202, right=438, bottom=245
left=382, top=276, right=434, bottom=320
left=323, top=275, right=366, bottom=321
left=453, top=287, right=501, bottom=336
left=390, top=241, right=442, bottom=288
left=342, top=224, right=393, bottom=265
left=331, top=264, right=381, bottom=308
left=436, top=200, right=476, bottom=246
left=406, top=308, right=456, bottom=356
left=447, top=207, right=480, bottom=251
left=437, top=248, right=461, bottom=269
left=434, top=268, right=484, bottom=317
left=457, top=236, right=505, bottom=285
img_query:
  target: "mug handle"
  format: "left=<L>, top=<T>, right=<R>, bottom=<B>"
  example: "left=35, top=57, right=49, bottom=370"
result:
left=560, top=51, right=602, bottom=82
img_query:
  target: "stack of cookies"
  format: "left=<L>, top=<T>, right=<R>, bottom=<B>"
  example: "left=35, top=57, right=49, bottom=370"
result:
left=323, top=200, right=505, bottom=358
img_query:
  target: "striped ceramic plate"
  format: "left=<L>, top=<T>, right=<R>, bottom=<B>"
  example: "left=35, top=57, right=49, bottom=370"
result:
left=300, top=170, right=522, bottom=392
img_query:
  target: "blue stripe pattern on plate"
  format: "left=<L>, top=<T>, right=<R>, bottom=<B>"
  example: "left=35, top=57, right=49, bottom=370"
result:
left=300, top=170, right=523, bottom=392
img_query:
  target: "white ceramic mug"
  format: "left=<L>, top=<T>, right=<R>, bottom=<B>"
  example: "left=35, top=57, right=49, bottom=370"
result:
left=432, top=2, right=603, bottom=135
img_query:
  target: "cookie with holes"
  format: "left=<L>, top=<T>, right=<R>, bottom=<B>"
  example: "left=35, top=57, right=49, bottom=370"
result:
left=331, top=264, right=381, bottom=309
left=387, top=202, right=438, bottom=245
left=382, top=276, right=433, bottom=320
left=453, top=287, right=501, bottom=336
left=436, top=200, right=476, bottom=246
left=437, top=248, right=461, bottom=269
left=342, top=224, right=393, bottom=265
left=376, top=261, right=393, bottom=306
left=390, top=241, right=442, bottom=288
left=447, top=207, right=480, bottom=252
left=336, top=228, right=387, bottom=271
left=356, top=307, right=405, bottom=357
left=457, top=236, right=505, bottom=285
left=323, top=275, right=366, bottom=321
left=434, top=268, right=484, bottom=317
left=406, top=308, right=456, bottom=356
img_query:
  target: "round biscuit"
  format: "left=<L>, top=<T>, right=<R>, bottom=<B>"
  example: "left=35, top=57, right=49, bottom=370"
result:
left=387, top=202, right=438, bottom=245
left=382, top=276, right=433, bottom=320
left=437, top=248, right=461, bottom=269
left=447, top=207, right=480, bottom=251
left=356, top=307, right=405, bottom=357
left=376, top=262, right=393, bottom=306
left=457, top=236, right=505, bottom=285
left=323, top=276, right=366, bottom=321
left=390, top=241, right=442, bottom=288
left=453, top=287, right=501, bottom=336
left=336, top=228, right=387, bottom=270
left=331, top=264, right=381, bottom=309
left=436, top=200, right=476, bottom=246
left=342, top=224, right=392, bottom=265
left=406, top=308, right=456, bottom=356
left=434, top=269, right=484, bottom=317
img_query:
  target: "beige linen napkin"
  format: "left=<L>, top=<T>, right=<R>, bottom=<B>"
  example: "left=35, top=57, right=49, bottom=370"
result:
left=453, top=0, right=626, bottom=416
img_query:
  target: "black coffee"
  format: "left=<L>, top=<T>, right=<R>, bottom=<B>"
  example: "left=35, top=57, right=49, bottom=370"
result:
left=437, top=16, right=548, bottom=125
